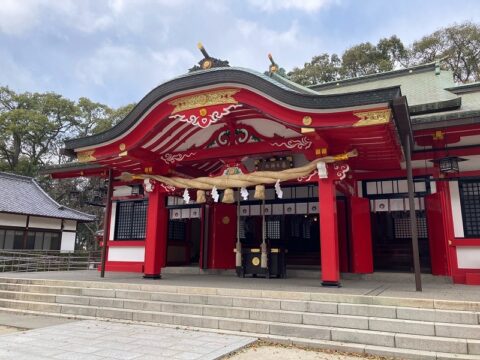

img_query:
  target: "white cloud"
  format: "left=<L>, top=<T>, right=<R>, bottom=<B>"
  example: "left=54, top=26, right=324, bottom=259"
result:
left=0, top=0, right=44, bottom=35
left=247, top=0, right=337, bottom=12
left=74, top=43, right=196, bottom=104
left=225, top=19, right=322, bottom=71
left=0, top=52, right=38, bottom=90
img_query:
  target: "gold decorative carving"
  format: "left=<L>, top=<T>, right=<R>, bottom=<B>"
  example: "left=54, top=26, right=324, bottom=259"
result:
left=433, top=130, right=444, bottom=140
left=202, top=59, right=212, bottom=69
left=352, top=109, right=391, bottom=127
left=119, top=143, right=126, bottom=151
left=169, top=89, right=240, bottom=114
left=301, top=127, right=314, bottom=134
left=77, top=150, right=96, bottom=163
left=222, top=216, right=230, bottom=225
left=252, top=257, right=260, bottom=266
left=302, top=115, right=312, bottom=126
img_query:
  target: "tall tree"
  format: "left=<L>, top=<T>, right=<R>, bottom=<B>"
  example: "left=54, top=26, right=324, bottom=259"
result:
left=412, top=22, right=480, bottom=82
left=0, top=87, right=77, bottom=175
left=288, top=22, right=480, bottom=86
left=288, top=53, right=342, bottom=86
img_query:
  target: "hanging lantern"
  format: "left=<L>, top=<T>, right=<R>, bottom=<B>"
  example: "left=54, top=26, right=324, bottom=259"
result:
left=196, top=190, right=206, bottom=204
left=254, top=185, right=265, bottom=200
left=222, top=188, right=235, bottom=203
left=432, top=156, right=466, bottom=175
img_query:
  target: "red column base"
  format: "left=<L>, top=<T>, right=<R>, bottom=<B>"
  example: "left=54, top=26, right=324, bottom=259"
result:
left=143, top=274, right=161, bottom=279
left=321, top=281, right=341, bottom=287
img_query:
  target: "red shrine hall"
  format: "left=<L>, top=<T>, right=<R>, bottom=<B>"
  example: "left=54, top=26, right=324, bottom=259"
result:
left=46, top=50, right=480, bottom=286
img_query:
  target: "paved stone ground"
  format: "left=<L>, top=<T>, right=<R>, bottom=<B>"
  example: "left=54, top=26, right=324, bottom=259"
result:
left=0, top=320, right=255, bottom=360
left=227, top=346, right=384, bottom=360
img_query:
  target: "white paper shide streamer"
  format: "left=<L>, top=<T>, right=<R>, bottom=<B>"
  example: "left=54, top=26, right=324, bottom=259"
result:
left=240, top=187, right=249, bottom=201
left=182, top=188, right=190, bottom=203
left=211, top=186, right=219, bottom=202
left=274, top=179, right=283, bottom=199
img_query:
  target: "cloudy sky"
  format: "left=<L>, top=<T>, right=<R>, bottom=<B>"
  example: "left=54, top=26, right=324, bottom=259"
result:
left=1, top=0, right=479, bottom=108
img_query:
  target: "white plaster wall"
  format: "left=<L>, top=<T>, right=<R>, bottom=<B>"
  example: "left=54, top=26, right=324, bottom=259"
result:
left=63, top=220, right=77, bottom=231
left=109, top=203, right=117, bottom=240
left=449, top=181, right=465, bottom=238
left=108, top=247, right=145, bottom=262
left=430, top=181, right=437, bottom=194
left=29, top=216, right=62, bottom=230
left=113, top=186, right=132, bottom=197
left=0, top=213, right=27, bottom=227
left=456, top=247, right=480, bottom=269
left=357, top=181, right=363, bottom=197
left=60, top=232, right=76, bottom=252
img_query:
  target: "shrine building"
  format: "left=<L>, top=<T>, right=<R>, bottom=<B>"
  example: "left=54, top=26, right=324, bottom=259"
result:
left=45, top=49, right=480, bottom=286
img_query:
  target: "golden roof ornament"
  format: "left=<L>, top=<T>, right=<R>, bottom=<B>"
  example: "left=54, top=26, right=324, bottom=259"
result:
left=189, top=42, right=230, bottom=72
left=268, top=53, right=278, bottom=74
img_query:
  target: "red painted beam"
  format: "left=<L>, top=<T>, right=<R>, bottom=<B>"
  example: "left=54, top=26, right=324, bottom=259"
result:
left=412, top=145, right=480, bottom=160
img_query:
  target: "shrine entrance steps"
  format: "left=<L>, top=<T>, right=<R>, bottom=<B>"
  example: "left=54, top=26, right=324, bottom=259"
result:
left=0, top=276, right=478, bottom=360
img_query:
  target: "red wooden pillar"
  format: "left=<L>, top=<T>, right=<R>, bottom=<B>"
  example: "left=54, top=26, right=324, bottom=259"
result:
left=318, top=178, right=340, bottom=286
left=349, top=196, right=373, bottom=273
left=143, top=185, right=168, bottom=279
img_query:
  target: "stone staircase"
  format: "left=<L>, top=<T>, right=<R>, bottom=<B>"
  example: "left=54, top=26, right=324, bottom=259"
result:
left=0, top=277, right=478, bottom=360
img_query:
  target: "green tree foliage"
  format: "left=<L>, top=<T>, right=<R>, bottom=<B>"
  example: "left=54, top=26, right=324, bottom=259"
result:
left=412, top=22, right=480, bottom=82
left=289, top=53, right=341, bottom=86
left=0, top=86, right=136, bottom=249
left=289, top=22, right=480, bottom=85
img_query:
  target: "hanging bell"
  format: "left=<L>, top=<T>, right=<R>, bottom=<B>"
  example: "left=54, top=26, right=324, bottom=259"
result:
left=254, top=184, right=265, bottom=200
left=222, top=188, right=235, bottom=204
left=196, top=190, right=206, bottom=204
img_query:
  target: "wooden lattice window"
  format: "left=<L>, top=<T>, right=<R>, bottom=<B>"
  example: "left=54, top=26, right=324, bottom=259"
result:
left=266, top=218, right=281, bottom=240
left=459, top=180, right=480, bottom=237
left=168, top=220, right=186, bottom=241
left=115, top=200, right=148, bottom=240
left=393, top=212, right=428, bottom=239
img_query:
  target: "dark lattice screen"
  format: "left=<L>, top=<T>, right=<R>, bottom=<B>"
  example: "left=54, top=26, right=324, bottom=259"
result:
left=393, top=212, right=428, bottom=239
left=115, top=200, right=148, bottom=240
left=168, top=220, right=186, bottom=241
left=302, top=221, right=311, bottom=239
left=460, top=180, right=480, bottom=237
left=239, top=219, right=245, bottom=239
left=266, top=219, right=281, bottom=239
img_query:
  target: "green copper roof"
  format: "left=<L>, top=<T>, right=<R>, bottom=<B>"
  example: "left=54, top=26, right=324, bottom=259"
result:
left=311, top=63, right=458, bottom=108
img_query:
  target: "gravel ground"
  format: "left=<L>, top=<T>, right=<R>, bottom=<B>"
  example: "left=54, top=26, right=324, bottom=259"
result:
left=226, top=342, right=394, bottom=360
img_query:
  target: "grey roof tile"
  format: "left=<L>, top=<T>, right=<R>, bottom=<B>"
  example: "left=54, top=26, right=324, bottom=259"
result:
left=0, top=172, right=95, bottom=222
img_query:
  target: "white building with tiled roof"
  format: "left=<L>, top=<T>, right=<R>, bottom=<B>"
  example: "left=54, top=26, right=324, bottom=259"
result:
left=0, top=172, right=94, bottom=252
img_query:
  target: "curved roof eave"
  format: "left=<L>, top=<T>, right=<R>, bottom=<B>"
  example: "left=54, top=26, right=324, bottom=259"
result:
left=64, top=67, right=402, bottom=150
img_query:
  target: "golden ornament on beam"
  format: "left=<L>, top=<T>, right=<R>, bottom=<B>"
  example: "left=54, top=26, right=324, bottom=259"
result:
left=222, top=188, right=235, bottom=203
left=254, top=185, right=265, bottom=200
left=196, top=190, right=206, bottom=204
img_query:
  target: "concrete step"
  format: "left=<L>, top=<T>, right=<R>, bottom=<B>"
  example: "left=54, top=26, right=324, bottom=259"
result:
left=4, top=288, right=479, bottom=338
left=0, top=277, right=478, bottom=312
left=0, top=281, right=478, bottom=326
left=0, top=307, right=463, bottom=360
left=0, top=296, right=479, bottom=356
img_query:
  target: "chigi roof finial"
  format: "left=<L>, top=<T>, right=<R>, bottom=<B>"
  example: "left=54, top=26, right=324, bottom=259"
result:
left=189, top=42, right=230, bottom=73
left=268, top=53, right=279, bottom=74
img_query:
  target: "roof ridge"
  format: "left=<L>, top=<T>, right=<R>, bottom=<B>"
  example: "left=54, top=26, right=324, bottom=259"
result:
left=31, top=179, right=95, bottom=219
left=310, top=61, right=438, bottom=90
left=0, top=171, right=35, bottom=182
